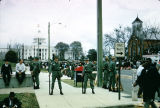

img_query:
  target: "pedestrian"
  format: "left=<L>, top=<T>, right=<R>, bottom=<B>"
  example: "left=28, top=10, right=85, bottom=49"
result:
left=108, top=56, right=117, bottom=92
left=32, top=57, right=41, bottom=89
left=156, top=63, right=160, bottom=102
left=49, top=56, right=63, bottom=95
left=134, top=58, right=160, bottom=108
left=136, top=60, right=141, bottom=69
left=2, top=92, right=21, bottom=108
left=1, top=59, right=12, bottom=86
left=16, top=59, right=26, bottom=84
left=136, top=61, right=145, bottom=98
left=102, top=56, right=109, bottom=89
left=82, top=57, right=95, bottom=94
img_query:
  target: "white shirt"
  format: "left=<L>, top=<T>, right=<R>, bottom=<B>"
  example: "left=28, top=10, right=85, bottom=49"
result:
left=137, top=65, right=144, bottom=77
left=16, top=63, right=26, bottom=73
left=5, top=64, right=8, bottom=67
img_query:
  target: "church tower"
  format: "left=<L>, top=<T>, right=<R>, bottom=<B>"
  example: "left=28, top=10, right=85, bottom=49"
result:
left=132, top=16, right=143, bottom=40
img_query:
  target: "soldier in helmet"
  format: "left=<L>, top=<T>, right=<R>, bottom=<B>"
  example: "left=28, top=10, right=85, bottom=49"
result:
left=29, top=57, right=35, bottom=89
left=102, top=56, right=109, bottom=89
left=49, top=56, right=63, bottom=95
left=82, top=57, right=95, bottom=94
left=32, top=57, right=41, bottom=89
left=108, top=56, right=117, bottom=92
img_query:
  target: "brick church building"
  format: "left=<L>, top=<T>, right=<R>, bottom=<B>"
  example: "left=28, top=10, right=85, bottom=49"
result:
left=128, top=16, right=160, bottom=60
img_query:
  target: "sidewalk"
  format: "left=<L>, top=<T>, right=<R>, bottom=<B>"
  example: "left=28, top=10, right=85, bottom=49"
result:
left=34, top=73, right=141, bottom=108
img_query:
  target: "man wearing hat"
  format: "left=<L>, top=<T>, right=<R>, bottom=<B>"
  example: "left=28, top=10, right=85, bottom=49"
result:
left=82, top=57, right=95, bottom=94
left=1, top=59, right=12, bottom=86
left=108, top=56, right=117, bottom=92
left=102, top=56, right=109, bottom=89
left=2, top=92, right=21, bottom=108
left=32, top=57, right=41, bottom=89
left=49, top=56, right=63, bottom=95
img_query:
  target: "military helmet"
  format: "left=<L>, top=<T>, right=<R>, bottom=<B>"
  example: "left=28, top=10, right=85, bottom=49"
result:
left=84, top=57, right=89, bottom=61
left=111, top=56, right=116, bottom=60
left=34, top=57, right=39, bottom=60
left=105, top=56, right=109, bottom=61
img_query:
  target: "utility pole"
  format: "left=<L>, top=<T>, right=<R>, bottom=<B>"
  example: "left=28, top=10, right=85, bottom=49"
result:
left=48, top=22, right=51, bottom=95
left=37, top=37, right=39, bottom=58
left=22, top=44, right=24, bottom=60
left=48, top=22, right=51, bottom=62
left=97, top=0, right=103, bottom=87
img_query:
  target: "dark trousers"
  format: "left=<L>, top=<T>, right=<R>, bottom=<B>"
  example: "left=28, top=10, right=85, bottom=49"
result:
left=144, top=99, right=157, bottom=108
left=2, top=74, right=11, bottom=86
left=16, top=72, right=25, bottom=84
left=138, top=86, right=143, bottom=97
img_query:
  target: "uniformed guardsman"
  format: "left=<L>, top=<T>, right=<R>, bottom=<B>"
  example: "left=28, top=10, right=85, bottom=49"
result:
left=108, top=56, right=117, bottom=92
left=102, top=56, right=109, bottom=89
left=29, top=58, right=35, bottom=89
left=82, top=58, right=95, bottom=94
left=32, top=57, right=41, bottom=89
left=49, top=56, right=63, bottom=95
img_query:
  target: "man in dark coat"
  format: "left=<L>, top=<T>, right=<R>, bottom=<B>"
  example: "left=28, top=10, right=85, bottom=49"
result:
left=2, top=92, right=21, bottom=108
left=134, top=58, right=160, bottom=108
left=1, top=59, right=12, bottom=86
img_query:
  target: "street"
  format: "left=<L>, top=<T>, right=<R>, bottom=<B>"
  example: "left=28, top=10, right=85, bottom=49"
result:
left=121, top=70, right=133, bottom=95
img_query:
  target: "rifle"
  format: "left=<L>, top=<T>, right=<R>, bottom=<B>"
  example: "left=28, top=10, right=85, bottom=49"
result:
left=48, top=61, right=51, bottom=95
left=32, top=74, right=35, bottom=88
left=82, top=73, right=84, bottom=94
left=49, top=73, right=51, bottom=95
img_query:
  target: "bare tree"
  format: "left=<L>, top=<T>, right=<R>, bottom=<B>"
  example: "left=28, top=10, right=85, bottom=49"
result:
left=143, top=24, right=160, bottom=54
left=104, top=25, right=132, bottom=54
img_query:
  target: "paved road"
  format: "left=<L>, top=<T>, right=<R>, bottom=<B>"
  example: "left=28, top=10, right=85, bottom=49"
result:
left=121, top=70, right=134, bottom=95
left=34, top=73, right=140, bottom=108
left=120, top=69, right=159, bottom=101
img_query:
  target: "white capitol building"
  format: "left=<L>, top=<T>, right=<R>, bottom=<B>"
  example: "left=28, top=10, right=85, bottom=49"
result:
left=19, top=38, right=77, bottom=62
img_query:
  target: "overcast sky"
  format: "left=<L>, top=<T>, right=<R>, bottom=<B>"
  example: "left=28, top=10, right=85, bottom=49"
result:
left=0, top=0, right=160, bottom=52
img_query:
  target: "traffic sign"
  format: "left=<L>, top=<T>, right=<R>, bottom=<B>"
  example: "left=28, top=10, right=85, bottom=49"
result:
left=115, top=43, right=125, bottom=57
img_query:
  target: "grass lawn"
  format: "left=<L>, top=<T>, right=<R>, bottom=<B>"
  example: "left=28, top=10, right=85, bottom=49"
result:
left=0, top=93, right=39, bottom=108
left=62, top=79, right=94, bottom=88
left=41, top=68, right=48, bottom=73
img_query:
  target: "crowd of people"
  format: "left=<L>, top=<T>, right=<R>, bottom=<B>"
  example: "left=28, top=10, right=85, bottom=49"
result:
left=0, top=55, right=160, bottom=108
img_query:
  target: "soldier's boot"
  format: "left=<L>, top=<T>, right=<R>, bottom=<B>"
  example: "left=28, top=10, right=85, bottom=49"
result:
left=92, top=89, right=95, bottom=94
left=33, top=83, right=36, bottom=89
left=50, top=89, right=53, bottom=95
left=83, top=89, right=86, bottom=94
left=60, top=89, right=64, bottom=95
left=35, top=85, right=40, bottom=89
left=112, top=88, right=117, bottom=92
left=102, top=85, right=106, bottom=89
